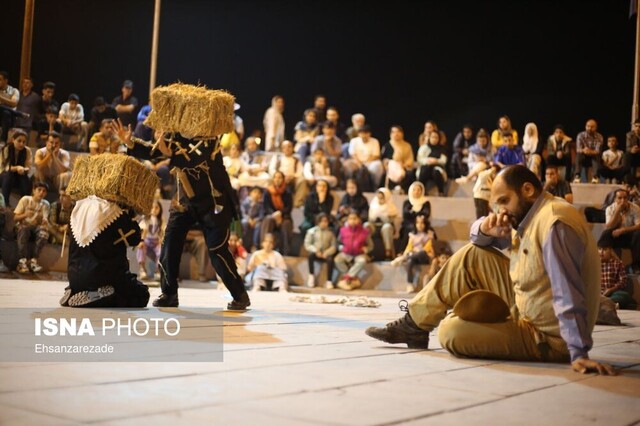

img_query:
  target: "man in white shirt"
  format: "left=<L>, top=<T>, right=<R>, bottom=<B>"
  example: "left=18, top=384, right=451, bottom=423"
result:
left=0, top=71, right=20, bottom=142
left=603, top=188, right=640, bottom=273
left=344, top=125, right=383, bottom=191
left=34, top=131, right=73, bottom=193
left=59, top=93, right=89, bottom=151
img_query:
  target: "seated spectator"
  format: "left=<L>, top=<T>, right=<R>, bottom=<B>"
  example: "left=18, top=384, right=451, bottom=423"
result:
left=546, top=124, right=573, bottom=181
left=366, top=187, right=398, bottom=260
left=625, top=119, right=640, bottom=179
left=544, top=165, right=573, bottom=203
left=584, top=174, right=639, bottom=223
left=324, top=106, right=349, bottom=145
left=0, top=71, right=20, bottom=143
left=303, top=147, right=338, bottom=188
left=88, top=97, right=117, bottom=140
left=598, top=233, right=635, bottom=310
left=0, top=193, right=8, bottom=272
left=472, top=165, right=500, bottom=219
left=0, top=128, right=33, bottom=207
left=602, top=188, right=640, bottom=273
left=136, top=199, right=164, bottom=281
left=13, top=182, right=50, bottom=274
left=450, top=124, right=474, bottom=179
left=237, top=136, right=270, bottom=189
left=416, top=130, right=448, bottom=196
left=343, top=124, right=383, bottom=192
left=223, top=143, right=246, bottom=190
left=334, top=210, right=373, bottom=291
left=292, top=108, right=319, bottom=163
left=260, top=171, right=294, bottom=256
left=574, top=118, right=603, bottom=183
left=345, top=112, right=366, bottom=143
left=48, top=187, right=74, bottom=245
left=299, top=179, right=334, bottom=236
left=303, top=212, right=337, bottom=289
left=400, top=181, right=432, bottom=249
left=137, top=104, right=151, bottom=124
left=381, top=125, right=415, bottom=193
left=240, top=186, right=265, bottom=252
left=36, top=106, right=62, bottom=146
left=522, top=122, right=543, bottom=179
left=34, top=131, right=72, bottom=195
left=455, top=128, right=493, bottom=183
left=112, top=80, right=138, bottom=128
left=15, top=76, right=40, bottom=131
left=391, top=214, right=435, bottom=293
left=36, top=81, right=58, bottom=132
left=490, top=114, right=518, bottom=149
left=311, top=121, right=343, bottom=187
left=598, top=135, right=626, bottom=184
left=268, top=140, right=306, bottom=207
left=494, top=131, right=525, bottom=168
left=422, top=240, right=453, bottom=285
left=89, top=119, right=122, bottom=155
left=227, top=231, right=248, bottom=282
left=418, top=120, right=447, bottom=148
left=336, top=178, right=369, bottom=229
left=59, top=93, right=88, bottom=151
left=183, top=228, right=210, bottom=283
left=246, top=233, right=288, bottom=292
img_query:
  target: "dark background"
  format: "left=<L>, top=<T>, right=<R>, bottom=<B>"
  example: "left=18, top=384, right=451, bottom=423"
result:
left=3, top=0, right=637, bottom=145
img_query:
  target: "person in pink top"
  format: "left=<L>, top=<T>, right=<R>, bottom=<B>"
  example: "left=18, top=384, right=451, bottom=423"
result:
left=334, top=210, right=373, bottom=290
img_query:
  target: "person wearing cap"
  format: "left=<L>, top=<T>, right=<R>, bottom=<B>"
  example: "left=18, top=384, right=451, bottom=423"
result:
left=59, top=93, right=88, bottom=151
left=89, top=96, right=117, bottom=140
left=112, top=80, right=138, bottom=128
left=366, top=165, right=617, bottom=376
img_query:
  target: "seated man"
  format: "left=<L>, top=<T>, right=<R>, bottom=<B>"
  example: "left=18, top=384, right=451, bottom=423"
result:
left=59, top=93, right=88, bottom=151
left=88, top=96, right=117, bottom=140
left=543, top=165, right=573, bottom=203
left=365, top=165, right=616, bottom=375
left=89, top=118, right=122, bottom=155
left=34, top=131, right=72, bottom=195
left=574, top=119, right=603, bottom=183
left=602, top=188, right=640, bottom=273
left=13, top=182, right=50, bottom=273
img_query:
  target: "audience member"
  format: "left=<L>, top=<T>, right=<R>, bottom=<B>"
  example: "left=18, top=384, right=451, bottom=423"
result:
left=238, top=136, right=270, bottom=188
left=183, top=228, right=210, bottom=283
left=418, top=120, right=447, bottom=148
left=15, top=77, right=40, bottom=131
left=472, top=164, right=500, bottom=219
left=303, top=147, right=338, bottom=188
left=136, top=199, right=164, bottom=281
left=391, top=214, right=435, bottom=293
left=450, top=124, right=473, bottom=178
left=0, top=71, right=20, bottom=142
left=416, top=130, right=448, bottom=196
left=261, top=171, right=294, bottom=256
left=0, top=129, right=33, bottom=206
left=13, top=182, right=50, bottom=274
left=625, top=119, right=640, bottom=178
left=89, top=119, right=122, bottom=155
left=522, top=122, right=543, bottom=179
left=59, top=93, right=88, bottom=151
left=491, top=114, right=518, bottom=149
left=324, top=106, right=348, bottom=144
left=37, top=81, right=59, bottom=130
left=48, top=187, right=74, bottom=245
left=602, top=188, right=640, bottom=273
left=246, top=233, right=288, bottom=292
left=546, top=124, right=573, bottom=180
left=455, top=128, right=493, bottom=183
left=34, top=131, right=72, bottom=194
left=227, top=231, right=248, bottom=282
left=336, top=178, right=369, bottom=228
left=111, top=80, right=138, bottom=128
left=223, top=143, right=246, bottom=190
left=36, top=106, right=62, bottom=146
left=367, top=187, right=398, bottom=260
left=345, top=112, right=366, bottom=142
left=311, top=94, right=327, bottom=123
left=344, top=124, right=383, bottom=192
left=299, top=179, right=334, bottom=236
left=88, top=97, right=118, bottom=139
left=494, top=131, right=524, bottom=168
left=544, top=165, right=573, bottom=204
left=303, top=212, right=337, bottom=289
left=263, top=95, right=285, bottom=151
left=598, top=135, right=626, bottom=183
left=268, top=140, right=306, bottom=206
left=311, top=121, right=343, bottom=186
left=400, top=181, right=432, bottom=249
left=575, top=118, right=603, bottom=183
left=334, top=210, right=373, bottom=291
left=240, top=186, right=265, bottom=252
left=598, top=233, right=635, bottom=310
left=293, top=108, right=319, bottom=162
left=381, top=125, right=415, bottom=193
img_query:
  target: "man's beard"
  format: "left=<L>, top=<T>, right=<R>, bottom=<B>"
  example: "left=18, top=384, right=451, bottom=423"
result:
left=512, top=194, right=535, bottom=227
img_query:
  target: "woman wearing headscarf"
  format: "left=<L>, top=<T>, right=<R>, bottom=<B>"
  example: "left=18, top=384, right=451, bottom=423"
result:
left=261, top=171, right=294, bottom=255
left=336, top=178, right=369, bottom=228
left=299, top=179, right=334, bottom=236
left=366, top=187, right=398, bottom=260
left=399, top=181, right=434, bottom=249
left=522, top=122, right=543, bottom=179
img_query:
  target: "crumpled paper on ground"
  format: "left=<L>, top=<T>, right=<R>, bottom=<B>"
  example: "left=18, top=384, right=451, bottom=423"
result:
left=289, top=295, right=381, bottom=308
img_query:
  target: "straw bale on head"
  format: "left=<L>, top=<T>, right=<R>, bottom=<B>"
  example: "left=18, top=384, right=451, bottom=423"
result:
left=67, top=154, right=159, bottom=215
left=145, top=83, right=235, bottom=139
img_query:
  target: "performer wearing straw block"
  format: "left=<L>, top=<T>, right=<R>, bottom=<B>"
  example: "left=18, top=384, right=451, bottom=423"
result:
left=115, top=83, right=251, bottom=311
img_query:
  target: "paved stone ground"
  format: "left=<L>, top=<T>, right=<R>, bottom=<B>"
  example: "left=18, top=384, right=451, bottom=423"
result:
left=0, top=278, right=639, bottom=425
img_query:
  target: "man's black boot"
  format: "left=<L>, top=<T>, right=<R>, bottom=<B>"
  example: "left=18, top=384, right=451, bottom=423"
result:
left=152, top=293, right=179, bottom=307
left=227, top=291, right=251, bottom=311
left=365, top=312, right=430, bottom=349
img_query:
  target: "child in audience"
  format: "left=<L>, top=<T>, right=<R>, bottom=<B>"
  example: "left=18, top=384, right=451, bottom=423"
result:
left=303, top=147, right=338, bottom=188
left=367, top=187, right=398, bottom=260
left=246, top=233, right=288, bottom=292
left=494, top=132, right=524, bottom=168
left=472, top=165, right=500, bottom=219
left=598, top=135, right=626, bottom=184
left=335, top=210, right=373, bottom=290
left=598, top=233, right=635, bottom=309
left=13, top=182, right=50, bottom=274
left=241, top=186, right=265, bottom=252
left=228, top=231, right=248, bottom=278
left=391, top=214, right=435, bottom=293
left=303, top=212, right=337, bottom=289
left=423, top=240, right=453, bottom=286
left=136, top=199, right=164, bottom=280
left=456, top=128, right=493, bottom=183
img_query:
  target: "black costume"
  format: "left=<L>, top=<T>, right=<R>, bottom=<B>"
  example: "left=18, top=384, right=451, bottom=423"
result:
left=128, top=134, right=250, bottom=310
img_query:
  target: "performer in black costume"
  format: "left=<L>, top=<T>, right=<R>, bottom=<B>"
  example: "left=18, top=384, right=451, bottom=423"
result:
left=115, top=120, right=251, bottom=310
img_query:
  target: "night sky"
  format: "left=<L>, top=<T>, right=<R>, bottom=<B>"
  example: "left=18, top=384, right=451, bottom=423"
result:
left=3, top=0, right=637, bottom=145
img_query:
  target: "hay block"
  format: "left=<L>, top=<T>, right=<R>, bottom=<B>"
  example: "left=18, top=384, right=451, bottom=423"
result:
left=67, top=154, right=159, bottom=215
left=145, top=83, right=235, bottom=139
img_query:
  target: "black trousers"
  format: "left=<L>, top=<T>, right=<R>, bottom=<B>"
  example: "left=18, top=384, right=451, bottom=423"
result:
left=0, top=171, right=32, bottom=207
left=406, top=250, right=430, bottom=282
left=160, top=208, right=246, bottom=300
left=308, top=252, right=334, bottom=279
left=600, top=228, right=640, bottom=267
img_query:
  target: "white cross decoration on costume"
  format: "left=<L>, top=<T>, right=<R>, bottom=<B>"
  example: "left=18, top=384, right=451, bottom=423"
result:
left=188, top=141, right=204, bottom=155
left=174, top=142, right=191, bottom=161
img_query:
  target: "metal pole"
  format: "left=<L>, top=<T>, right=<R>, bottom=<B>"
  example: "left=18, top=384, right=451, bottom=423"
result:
left=633, top=0, right=640, bottom=124
left=20, top=0, right=35, bottom=83
left=149, top=0, right=161, bottom=94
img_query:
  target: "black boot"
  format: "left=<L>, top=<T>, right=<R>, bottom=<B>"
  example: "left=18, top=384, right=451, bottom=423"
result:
left=365, top=312, right=430, bottom=349
left=227, top=291, right=251, bottom=311
left=152, top=293, right=179, bottom=307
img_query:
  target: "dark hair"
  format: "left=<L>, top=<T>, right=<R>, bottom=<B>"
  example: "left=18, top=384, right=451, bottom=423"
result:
left=433, top=240, right=452, bottom=257
left=315, top=212, right=329, bottom=224
left=68, top=93, right=80, bottom=102
left=12, top=128, right=28, bottom=139
left=34, top=181, right=49, bottom=191
left=0, top=71, right=8, bottom=80
left=462, top=123, right=473, bottom=131
left=100, top=118, right=114, bottom=128
left=46, top=106, right=58, bottom=115
left=607, top=135, right=617, bottom=141
left=634, top=119, right=640, bottom=125
left=553, top=124, right=565, bottom=132
left=545, top=164, right=559, bottom=172
left=498, top=165, right=543, bottom=195
left=391, top=124, right=404, bottom=133
left=623, top=173, right=637, bottom=187
left=94, top=96, right=105, bottom=106
left=597, top=232, right=614, bottom=248
left=358, top=124, right=371, bottom=133
left=322, top=120, right=336, bottom=129
left=43, top=81, right=56, bottom=90
left=48, top=131, right=61, bottom=139
left=502, top=130, right=513, bottom=138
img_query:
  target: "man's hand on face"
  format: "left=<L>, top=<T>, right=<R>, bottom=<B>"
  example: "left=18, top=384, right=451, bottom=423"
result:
left=479, top=209, right=513, bottom=238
